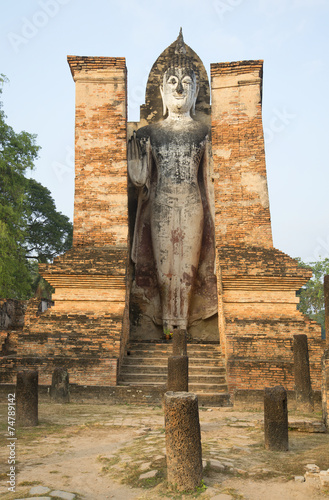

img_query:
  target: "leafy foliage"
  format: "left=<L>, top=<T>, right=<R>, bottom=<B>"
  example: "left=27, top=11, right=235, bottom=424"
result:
left=297, top=257, right=329, bottom=337
left=0, top=75, right=72, bottom=299
left=23, top=178, right=72, bottom=263
left=0, top=74, right=40, bottom=298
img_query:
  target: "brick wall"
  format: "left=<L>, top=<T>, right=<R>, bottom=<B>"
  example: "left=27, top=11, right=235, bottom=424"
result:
left=211, top=61, right=324, bottom=397
left=224, top=319, right=324, bottom=394
left=8, top=57, right=130, bottom=387
left=0, top=300, right=27, bottom=378
left=211, top=60, right=272, bottom=248
left=67, top=56, right=128, bottom=247
left=214, top=245, right=324, bottom=395
left=2, top=53, right=324, bottom=397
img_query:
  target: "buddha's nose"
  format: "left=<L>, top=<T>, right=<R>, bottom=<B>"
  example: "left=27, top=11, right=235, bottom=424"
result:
left=176, top=80, right=183, bottom=94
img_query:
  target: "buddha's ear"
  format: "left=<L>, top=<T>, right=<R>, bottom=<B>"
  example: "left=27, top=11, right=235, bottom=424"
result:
left=160, top=86, right=167, bottom=116
left=192, top=84, right=199, bottom=116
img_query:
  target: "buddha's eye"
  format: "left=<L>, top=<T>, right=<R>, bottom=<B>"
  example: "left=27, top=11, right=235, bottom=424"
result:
left=168, top=77, right=178, bottom=85
left=182, top=77, right=192, bottom=85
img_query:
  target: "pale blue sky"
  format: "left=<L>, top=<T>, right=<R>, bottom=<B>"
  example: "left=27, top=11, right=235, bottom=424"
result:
left=1, top=0, right=328, bottom=262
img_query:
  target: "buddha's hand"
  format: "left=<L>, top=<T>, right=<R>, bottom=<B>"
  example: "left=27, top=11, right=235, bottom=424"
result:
left=128, top=132, right=150, bottom=187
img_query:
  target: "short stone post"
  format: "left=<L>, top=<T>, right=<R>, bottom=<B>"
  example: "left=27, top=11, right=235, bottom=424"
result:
left=172, top=328, right=187, bottom=356
left=50, top=368, right=70, bottom=403
left=325, top=275, right=329, bottom=344
left=164, top=391, right=203, bottom=491
left=321, top=348, right=329, bottom=427
left=167, top=329, right=188, bottom=391
left=167, top=356, right=188, bottom=392
left=264, top=386, right=288, bottom=451
left=16, top=370, right=38, bottom=427
left=293, top=334, right=313, bottom=411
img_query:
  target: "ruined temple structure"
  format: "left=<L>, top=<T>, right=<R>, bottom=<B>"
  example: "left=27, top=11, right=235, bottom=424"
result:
left=0, top=31, right=325, bottom=404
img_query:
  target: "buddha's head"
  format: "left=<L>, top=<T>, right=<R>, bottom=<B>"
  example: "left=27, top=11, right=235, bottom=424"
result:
left=160, top=30, right=199, bottom=118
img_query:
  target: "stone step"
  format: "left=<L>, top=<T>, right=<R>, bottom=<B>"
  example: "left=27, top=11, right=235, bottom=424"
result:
left=123, top=353, right=225, bottom=362
left=118, top=341, right=230, bottom=405
left=119, top=372, right=226, bottom=385
left=118, top=381, right=166, bottom=387
left=118, top=380, right=229, bottom=393
left=126, top=344, right=221, bottom=355
left=198, top=392, right=232, bottom=407
left=125, top=349, right=224, bottom=359
left=119, top=374, right=167, bottom=383
left=189, top=382, right=229, bottom=392
left=189, top=374, right=227, bottom=384
left=120, top=363, right=225, bottom=375
left=190, top=365, right=226, bottom=373
left=127, top=342, right=220, bottom=350
left=120, top=364, right=168, bottom=374
left=123, top=356, right=225, bottom=368
left=126, top=344, right=221, bottom=351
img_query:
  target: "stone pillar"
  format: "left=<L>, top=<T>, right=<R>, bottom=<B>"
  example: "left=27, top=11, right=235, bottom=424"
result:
left=50, top=368, right=70, bottom=403
left=172, top=328, right=187, bottom=356
left=264, top=386, right=288, bottom=451
left=322, top=348, right=329, bottom=427
left=17, top=370, right=38, bottom=427
left=325, top=275, right=329, bottom=343
left=167, top=356, right=188, bottom=392
left=164, top=392, right=203, bottom=491
left=293, top=334, right=313, bottom=410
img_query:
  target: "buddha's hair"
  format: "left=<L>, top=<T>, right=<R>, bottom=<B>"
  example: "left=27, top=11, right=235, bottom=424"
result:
left=162, top=28, right=199, bottom=85
left=163, top=54, right=199, bottom=84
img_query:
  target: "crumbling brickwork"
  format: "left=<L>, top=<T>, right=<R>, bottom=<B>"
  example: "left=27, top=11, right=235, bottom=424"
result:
left=0, top=300, right=27, bottom=382
left=6, top=57, right=130, bottom=386
left=68, top=56, right=128, bottom=247
left=14, top=249, right=127, bottom=385
left=1, top=51, right=324, bottom=398
left=211, top=62, right=324, bottom=397
left=211, top=60, right=272, bottom=248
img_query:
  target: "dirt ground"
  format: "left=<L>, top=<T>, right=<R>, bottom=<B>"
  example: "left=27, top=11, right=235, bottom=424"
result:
left=1, top=400, right=329, bottom=500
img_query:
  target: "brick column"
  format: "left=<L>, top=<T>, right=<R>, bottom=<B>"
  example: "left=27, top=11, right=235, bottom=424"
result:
left=67, top=56, right=128, bottom=248
left=211, top=60, right=272, bottom=248
left=32, top=57, right=130, bottom=387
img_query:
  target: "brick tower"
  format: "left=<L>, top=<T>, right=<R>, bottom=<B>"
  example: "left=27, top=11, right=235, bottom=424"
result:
left=15, top=57, right=130, bottom=386
left=2, top=36, right=324, bottom=401
left=211, top=60, right=324, bottom=396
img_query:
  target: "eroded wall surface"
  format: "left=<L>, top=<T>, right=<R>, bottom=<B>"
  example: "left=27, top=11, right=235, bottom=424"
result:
left=211, top=60, right=324, bottom=395
left=11, top=57, right=129, bottom=386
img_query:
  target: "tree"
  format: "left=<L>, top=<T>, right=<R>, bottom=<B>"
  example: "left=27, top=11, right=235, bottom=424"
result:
left=0, top=74, right=40, bottom=298
left=23, top=178, right=73, bottom=299
left=23, top=178, right=72, bottom=263
left=0, top=76, right=73, bottom=299
left=297, top=257, right=329, bottom=337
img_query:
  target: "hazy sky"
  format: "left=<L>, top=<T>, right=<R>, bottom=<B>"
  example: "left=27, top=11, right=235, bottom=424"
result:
left=1, top=0, right=328, bottom=262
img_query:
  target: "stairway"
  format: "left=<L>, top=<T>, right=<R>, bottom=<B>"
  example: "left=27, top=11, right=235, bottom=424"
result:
left=118, top=341, right=231, bottom=406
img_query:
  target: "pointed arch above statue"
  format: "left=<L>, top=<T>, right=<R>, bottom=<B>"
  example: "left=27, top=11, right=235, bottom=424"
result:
left=139, top=28, right=211, bottom=127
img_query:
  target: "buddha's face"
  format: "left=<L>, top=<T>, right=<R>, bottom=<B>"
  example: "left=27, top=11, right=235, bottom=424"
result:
left=161, top=67, right=198, bottom=116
